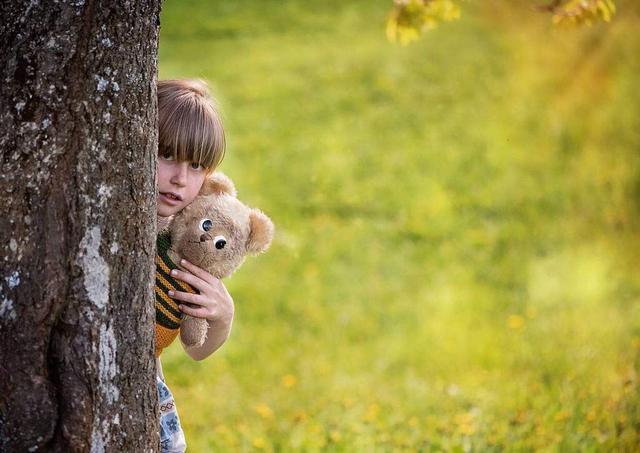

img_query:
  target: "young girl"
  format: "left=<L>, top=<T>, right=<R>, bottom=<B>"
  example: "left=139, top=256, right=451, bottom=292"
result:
left=155, top=79, right=233, bottom=452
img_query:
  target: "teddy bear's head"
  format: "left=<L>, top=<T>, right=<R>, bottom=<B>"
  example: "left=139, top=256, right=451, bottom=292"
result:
left=168, top=173, right=274, bottom=278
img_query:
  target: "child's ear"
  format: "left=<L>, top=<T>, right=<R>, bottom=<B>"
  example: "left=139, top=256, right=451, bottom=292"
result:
left=200, top=172, right=237, bottom=197
left=246, top=209, right=274, bottom=255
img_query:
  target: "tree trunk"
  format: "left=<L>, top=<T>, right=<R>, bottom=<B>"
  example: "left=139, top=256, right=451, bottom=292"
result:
left=0, top=1, right=161, bottom=451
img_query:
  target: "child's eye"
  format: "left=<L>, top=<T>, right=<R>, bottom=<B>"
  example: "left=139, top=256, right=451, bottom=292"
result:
left=159, top=153, right=174, bottom=161
left=190, top=162, right=204, bottom=171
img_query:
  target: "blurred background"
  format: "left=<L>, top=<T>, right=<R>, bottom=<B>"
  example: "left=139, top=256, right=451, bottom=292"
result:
left=159, top=0, right=640, bottom=450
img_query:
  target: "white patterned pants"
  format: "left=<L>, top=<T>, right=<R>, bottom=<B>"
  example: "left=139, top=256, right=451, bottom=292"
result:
left=157, top=375, right=187, bottom=452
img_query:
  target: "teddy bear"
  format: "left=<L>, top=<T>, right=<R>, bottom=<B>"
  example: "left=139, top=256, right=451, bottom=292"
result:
left=155, top=172, right=274, bottom=356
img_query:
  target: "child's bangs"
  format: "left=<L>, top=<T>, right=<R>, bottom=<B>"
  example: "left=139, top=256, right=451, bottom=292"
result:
left=159, top=95, right=225, bottom=172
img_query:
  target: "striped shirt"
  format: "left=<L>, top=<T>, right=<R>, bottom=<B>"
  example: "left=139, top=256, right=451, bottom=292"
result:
left=155, top=232, right=197, bottom=357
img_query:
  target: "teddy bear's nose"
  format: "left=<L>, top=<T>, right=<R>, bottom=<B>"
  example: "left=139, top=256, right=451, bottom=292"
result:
left=199, top=233, right=211, bottom=242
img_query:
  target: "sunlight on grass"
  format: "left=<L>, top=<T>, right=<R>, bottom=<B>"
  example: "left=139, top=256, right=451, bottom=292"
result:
left=159, top=0, right=640, bottom=449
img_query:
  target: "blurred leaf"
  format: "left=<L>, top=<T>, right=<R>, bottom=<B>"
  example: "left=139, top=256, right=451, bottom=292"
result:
left=386, top=0, right=461, bottom=45
left=550, top=0, right=617, bottom=26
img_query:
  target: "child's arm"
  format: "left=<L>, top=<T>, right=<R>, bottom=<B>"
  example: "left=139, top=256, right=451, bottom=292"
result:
left=168, top=259, right=234, bottom=361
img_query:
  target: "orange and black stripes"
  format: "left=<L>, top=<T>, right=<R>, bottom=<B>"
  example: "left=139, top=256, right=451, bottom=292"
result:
left=155, top=232, right=197, bottom=357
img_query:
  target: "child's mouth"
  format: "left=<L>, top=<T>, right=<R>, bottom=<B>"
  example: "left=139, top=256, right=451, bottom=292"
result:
left=160, top=192, right=182, bottom=204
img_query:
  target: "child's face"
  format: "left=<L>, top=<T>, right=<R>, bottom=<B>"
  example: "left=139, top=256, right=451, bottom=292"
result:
left=157, top=156, right=207, bottom=217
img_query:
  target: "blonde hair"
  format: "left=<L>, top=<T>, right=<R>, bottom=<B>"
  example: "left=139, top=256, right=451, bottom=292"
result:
left=157, top=79, right=226, bottom=172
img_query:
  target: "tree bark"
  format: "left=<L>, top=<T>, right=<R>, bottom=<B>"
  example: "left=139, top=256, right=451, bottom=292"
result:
left=0, top=1, right=160, bottom=451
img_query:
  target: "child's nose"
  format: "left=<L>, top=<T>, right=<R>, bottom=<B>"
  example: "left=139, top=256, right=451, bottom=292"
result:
left=170, top=162, right=189, bottom=186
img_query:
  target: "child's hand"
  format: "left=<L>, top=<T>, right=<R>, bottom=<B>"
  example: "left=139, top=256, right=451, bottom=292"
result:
left=168, top=259, right=234, bottom=324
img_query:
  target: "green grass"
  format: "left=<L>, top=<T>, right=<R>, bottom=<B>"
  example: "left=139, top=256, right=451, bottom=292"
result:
left=159, top=1, right=640, bottom=450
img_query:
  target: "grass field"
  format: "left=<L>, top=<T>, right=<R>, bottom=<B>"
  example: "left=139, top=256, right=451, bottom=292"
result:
left=158, top=1, right=640, bottom=450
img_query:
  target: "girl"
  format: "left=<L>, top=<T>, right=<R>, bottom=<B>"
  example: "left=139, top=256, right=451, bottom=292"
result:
left=155, top=79, right=233, bottom=452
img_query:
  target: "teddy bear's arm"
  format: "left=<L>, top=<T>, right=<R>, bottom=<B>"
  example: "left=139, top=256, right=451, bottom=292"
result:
left=180, top=313, right=234, bottom=361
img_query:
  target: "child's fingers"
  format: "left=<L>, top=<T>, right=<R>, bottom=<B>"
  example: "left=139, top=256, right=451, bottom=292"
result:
left=178, top=259, right=216, bottom=286
left=168, top=289, right=204, bottom=306
left=170, top=268, right=207, bottom=292
left=177, top=303, right=208, bottom=319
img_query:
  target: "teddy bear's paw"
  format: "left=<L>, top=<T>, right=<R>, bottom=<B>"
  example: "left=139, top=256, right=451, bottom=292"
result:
left=180, top=316, right=209, bottom=348
left=180, top=331, right=204, bottom=348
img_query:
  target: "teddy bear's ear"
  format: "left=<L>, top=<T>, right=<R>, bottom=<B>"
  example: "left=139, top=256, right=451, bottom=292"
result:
left=246, top=209, right=274, bottom=255
left=199, top=172, right=237, bottom=197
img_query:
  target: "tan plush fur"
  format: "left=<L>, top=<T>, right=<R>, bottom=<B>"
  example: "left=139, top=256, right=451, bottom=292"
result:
left=165, top=172, right=274, bottom=348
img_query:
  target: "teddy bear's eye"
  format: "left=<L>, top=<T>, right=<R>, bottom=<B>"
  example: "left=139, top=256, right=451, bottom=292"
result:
left=214, top=235, right=227, bottom=250
left=199, top=219, right=213, bottom=232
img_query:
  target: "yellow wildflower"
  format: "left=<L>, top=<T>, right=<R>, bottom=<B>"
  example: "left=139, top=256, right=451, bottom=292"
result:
left=255, top=403, right=274, bottom=420
left=507, top=314, right=525, bottom=330
left=455, top=412, right=476, bottom=435
left=460, top=423, right=475, bottom=435
left=364, top=403, right=380, bottom=422
left=554, top=410, right=571, bottom=422
left=281, top=374, right=297, bottom=388
left=252, top=437, right=266, bottom=449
